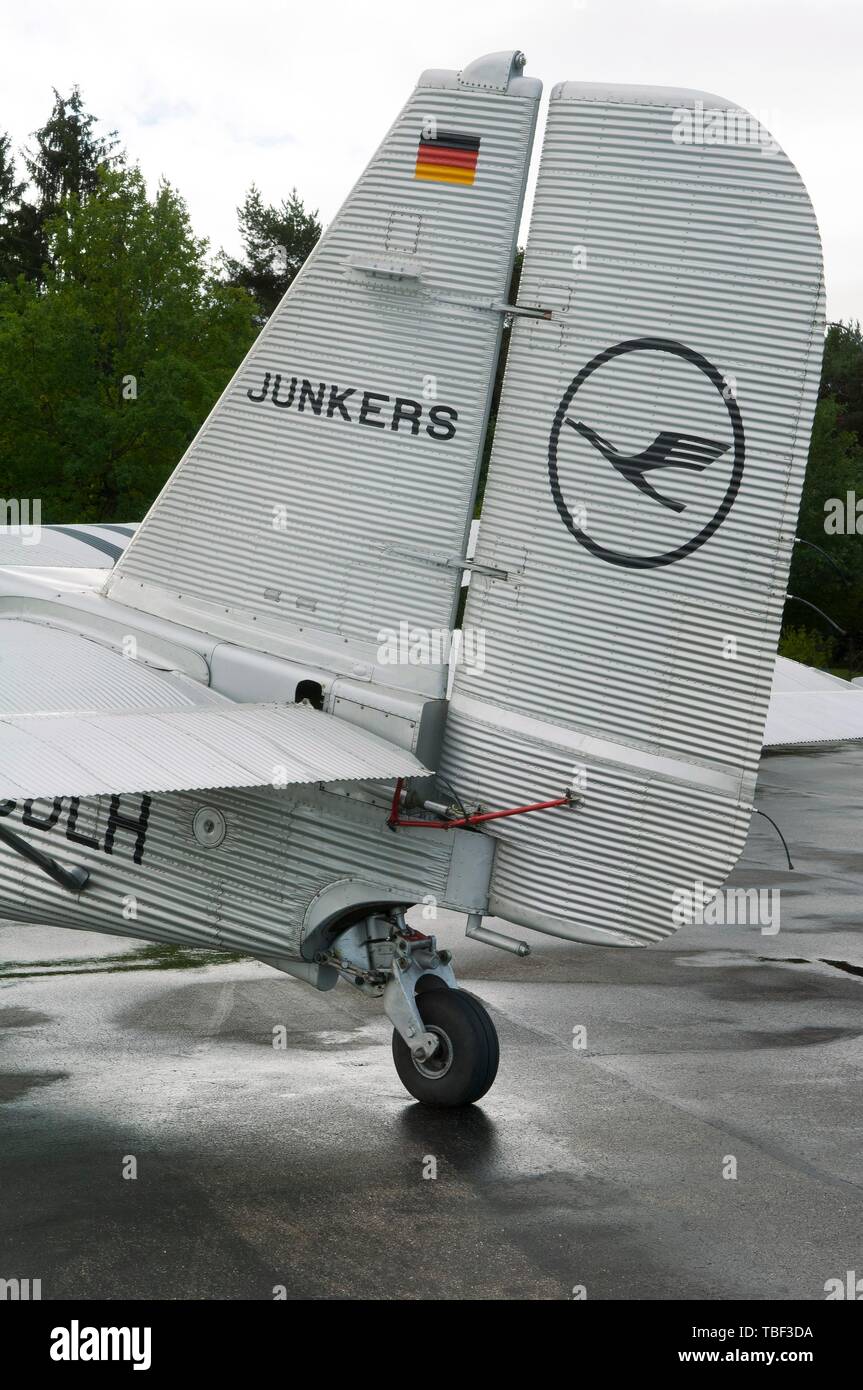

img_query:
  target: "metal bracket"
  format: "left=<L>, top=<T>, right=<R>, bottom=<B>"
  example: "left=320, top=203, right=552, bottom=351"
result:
left=465, top=913, right=530, bottom=958
left=493, top=303, right=553, bottom=320
left=347, top=252, right=424, bottom=282
left=382, top=935, right=456, bottom=1062
left=381, top=543, right=508, bottom=580
left=388, top=778, right=578, bottom=831
left=414, top=289, right=554, bottom=321
left=450, top=556, right=509, bottom=578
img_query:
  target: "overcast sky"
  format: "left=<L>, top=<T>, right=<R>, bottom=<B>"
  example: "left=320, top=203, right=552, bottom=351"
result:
left=4, top=0, right=860, bottom=321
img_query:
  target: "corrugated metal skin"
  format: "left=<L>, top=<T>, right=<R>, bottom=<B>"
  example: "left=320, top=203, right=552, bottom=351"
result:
left=0, top=785, right=454, bottom=961
left=107, top=66, right=540, bottom=692
left=0, top=620, right=221, bottom=716
left=442, top=84, right=824, bottom=946
left=0, top=524, right=135, bottom=569
left=0, top=701, right=426, bottom=799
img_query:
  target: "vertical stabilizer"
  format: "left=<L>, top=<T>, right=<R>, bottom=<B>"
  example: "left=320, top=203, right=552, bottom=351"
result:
left=106, top=52, right=540, bottom=696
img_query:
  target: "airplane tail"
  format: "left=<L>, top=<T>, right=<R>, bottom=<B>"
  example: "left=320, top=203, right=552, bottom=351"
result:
left=106, top=52, right=541, bottom=697
left=440, top=82, right=825, bottom=947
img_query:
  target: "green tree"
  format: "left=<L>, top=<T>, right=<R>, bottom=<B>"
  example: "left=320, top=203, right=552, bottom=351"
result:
left=1, top=87, right=120, bottom=283
left=0, top=130, right=22, bottom=209
left=778, top=626, right=836, bottom=669
left=0, top=130, right=26, bottom=279
left=24, top=87, right=118, bottom=210
left=0, top=165, right=257, bottom=520
left=221, top=184, right=320, bottom=320
left=787, top=385, right=863, bottom=669
left=820, top=319, right=863, bottom=439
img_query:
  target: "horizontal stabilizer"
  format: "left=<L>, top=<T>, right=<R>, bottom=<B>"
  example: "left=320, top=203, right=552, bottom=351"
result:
left=0, top=523, right=136, bottom=570
left=764, top=692, right=863, bottom=748
left=764, top=657, right=863, bottom=747
left=0, top=702, right=426, bottom=800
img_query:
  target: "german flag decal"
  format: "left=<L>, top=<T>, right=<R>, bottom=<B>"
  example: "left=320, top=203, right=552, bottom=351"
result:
left=415, top=128, right=481, bottom=186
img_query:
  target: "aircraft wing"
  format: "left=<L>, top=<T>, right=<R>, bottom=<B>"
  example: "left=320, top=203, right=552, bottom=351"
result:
left=0, top=618, right=425, bottom=799
left=763, top=657, right=863, bottom=748
left=0, top=523, right=136, bottom=569
left=0, top=702, right=425, bottom=800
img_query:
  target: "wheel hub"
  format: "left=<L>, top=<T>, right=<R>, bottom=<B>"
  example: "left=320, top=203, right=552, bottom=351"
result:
left=412, top=1025, right=454, bottom=1079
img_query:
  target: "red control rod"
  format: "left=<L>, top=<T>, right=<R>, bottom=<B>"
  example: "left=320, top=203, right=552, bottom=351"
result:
left=387, top=778, right=573, bottom=830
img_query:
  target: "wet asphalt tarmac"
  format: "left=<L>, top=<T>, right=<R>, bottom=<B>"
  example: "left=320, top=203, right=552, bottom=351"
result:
left=1, top=744, right=861, bottom=1300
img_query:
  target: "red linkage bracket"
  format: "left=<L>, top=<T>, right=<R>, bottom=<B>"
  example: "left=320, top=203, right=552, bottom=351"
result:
left=387, top=778, right=575, bottom=831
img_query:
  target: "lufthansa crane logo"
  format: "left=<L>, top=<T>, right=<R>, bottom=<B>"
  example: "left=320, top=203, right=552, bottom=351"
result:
left=548, top=338, right=745, bottom=568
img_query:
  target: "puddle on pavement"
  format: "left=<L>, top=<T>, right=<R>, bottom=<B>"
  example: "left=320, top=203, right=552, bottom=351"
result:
left=0, top=1007, right=54, bottom=1027
left=741, top=1025, right=860, bottom=1049
left=820, top=958, right=863, bottom=979
left=0, top=1071, right=67, bottom=1103
left=0, top=943, right=247, bottom=979
left=676, top=951, right=863, bottom=981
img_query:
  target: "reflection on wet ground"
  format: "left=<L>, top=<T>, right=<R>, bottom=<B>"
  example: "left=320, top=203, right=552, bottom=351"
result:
left=0, top=744, right=861, bottom=1299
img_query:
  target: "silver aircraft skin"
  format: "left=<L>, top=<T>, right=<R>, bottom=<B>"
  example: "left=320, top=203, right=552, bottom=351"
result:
left=0, top=51, right=838, bottom=1106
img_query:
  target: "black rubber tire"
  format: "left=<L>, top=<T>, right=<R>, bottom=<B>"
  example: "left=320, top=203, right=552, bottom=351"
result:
left=392, top=987, right=499, bottom=1107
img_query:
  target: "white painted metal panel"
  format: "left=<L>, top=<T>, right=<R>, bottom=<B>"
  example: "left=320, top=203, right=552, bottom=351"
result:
left=0, top=524, right=135, bottom=569
left=765, top=657, right=863, bottom=746
left=106, top=53, right=541, bottom=697
left=0, top=701, right=426, bottom=800
left=442, top=83, right=824, bottom=946
left=764, top=691, right=863, bottom=747
left=771, top=655, right=849, bottom=693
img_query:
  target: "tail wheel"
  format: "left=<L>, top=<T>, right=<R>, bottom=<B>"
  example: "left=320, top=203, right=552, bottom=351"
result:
left=392, top=987, right=499, bottom=1107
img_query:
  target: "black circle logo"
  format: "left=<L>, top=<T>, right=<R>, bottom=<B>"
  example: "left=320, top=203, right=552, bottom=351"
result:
left=548, top=337, right=745, bottom=569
